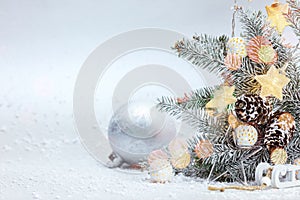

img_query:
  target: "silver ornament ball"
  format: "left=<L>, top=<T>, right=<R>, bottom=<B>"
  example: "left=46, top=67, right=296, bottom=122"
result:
left=108, top=102, right=177, bottom=165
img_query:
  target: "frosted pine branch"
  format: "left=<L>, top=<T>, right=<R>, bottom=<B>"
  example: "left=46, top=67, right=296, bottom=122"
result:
left=157, top=97, right=224, bottom=136
left=286, top=0, right=300, bottom=37
left=173, top=87, right=216, bottom=110
left=238, top=9, right=269, bottom=40
left=173, top=34, right=228, bottom=76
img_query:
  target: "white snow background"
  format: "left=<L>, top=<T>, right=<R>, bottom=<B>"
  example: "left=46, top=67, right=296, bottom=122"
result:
left=1, top=0, right=300, bottom=199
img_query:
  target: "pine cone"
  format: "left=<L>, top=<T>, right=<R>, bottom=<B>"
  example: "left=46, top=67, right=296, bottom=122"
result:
left=264, top=112, right=295, bottom=149
left=234, top=94, right=271, bottom=125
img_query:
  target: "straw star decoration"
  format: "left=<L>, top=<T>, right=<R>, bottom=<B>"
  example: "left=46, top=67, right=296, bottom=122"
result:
left=206, top=85, right=236, bottom=113
left=266, top=1, right=290, bottom=34
left=254, top=65, right=290, bottom=100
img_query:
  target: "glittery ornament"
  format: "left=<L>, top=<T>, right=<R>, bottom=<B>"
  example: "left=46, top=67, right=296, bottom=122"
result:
left=108, top=103, right=176, bottom=166
left=228, top=113, right=241, bottom=129
left=266, top=2, right=290, bottom=34
left=235, top=94, right=271, bottom=125
left=168, top=138, right=191, bottom=169
left=149, top=159, right=174, bottom=183
left=148, top=150, right=168, bottom=166
left=270, top=148, right=287, bottom=165
left=258, top=45, right=277, bottom=64
left=205, top=85, right=236, bottom=113
left=194, top=140, right=214, bottom=159
left=255, top=65, right=290, bottom=100
left=247, top=36, right=277, bottom=65
left=168, top=138, right=188, bottom=157
left=148, top=150, right=174, bottom=183
left=264, top=112, right=295, bottom=149
left=227, top=37, right=247, bottom=58
left=234, top=125, right=258, bottom=148
left=224, top=53, right=242, bottom=71
left=170, top=151, right=191, bottom=169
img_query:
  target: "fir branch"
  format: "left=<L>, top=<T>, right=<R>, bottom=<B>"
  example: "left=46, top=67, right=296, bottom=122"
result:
left=287, top=135, right=300, bottom=161
left=286, top=0, right=300, bottom=38
left=175, top=86, right=217, bottom=110
left=231, top=57, right=268, bottom=96
left=173, top=34, right=228, bottom=76
left=157, top=97, right=223, bottom=136
left=238, top=9, right=289, bottom=63
left=238, top=9, right=269, bottom=40
left=274, top=62, right=300, bottom=125
left=162, top=8, right=300, bottom=183
left=187, top=132, right=270, bottom=181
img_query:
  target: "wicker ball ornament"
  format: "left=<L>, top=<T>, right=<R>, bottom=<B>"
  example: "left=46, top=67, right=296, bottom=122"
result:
left=270, top=148, right=288, bottom=165
left=224, top=53, right=242, bottom=71
left=194, top=140, right=214, bottom=159
left=148, top=149, right=169, bottom=166
left=247, top=36, right=277, bottom=65
left=235, top=94, right=271, bottom=125
left=149, top=159, right=174, bottom=183
left=168, top=138, right=191, bottom=169
left=227, top=37, right=247, bottom=58
left=168, top=138, right=188, bottom=157
left=170, top=152, right=191, bottom=169
left=148, top=150, right=174, bottom=183
left=264, top=112, right=295, bottom=149
left=258, top=45, right=277, bottom=64
left=234, top=125, right=258, bottom=148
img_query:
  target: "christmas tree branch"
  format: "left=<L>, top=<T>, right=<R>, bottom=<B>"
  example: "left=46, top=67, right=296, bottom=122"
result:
left=175, top=86, right=217, bottom=110
left=238, top=9, right=269, bottom=40
left=157, top=97, right=223, bottom=135
left=187, top=132, right=270, bottom=181
left=231, top=57, right=268, bottom=96
left=275, top=61, right=300, bottom=124
left=286, top=0, right=300, bottom=38
left=173, top=34, right=228, bottom=76
left=158, top=7, right=300, bottom=183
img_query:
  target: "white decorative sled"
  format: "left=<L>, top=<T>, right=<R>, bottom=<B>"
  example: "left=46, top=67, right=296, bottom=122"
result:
left=255, top=162, right=272, bottom=185
left=272, top=164, right=300, bottom=188
left=255, top=162, right=300, bottom=189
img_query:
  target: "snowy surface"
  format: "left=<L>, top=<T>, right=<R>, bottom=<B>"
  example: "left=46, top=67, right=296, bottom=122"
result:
left=2, top=153, right=300, bottom=200
left=1, top=0, right=300, bottom=199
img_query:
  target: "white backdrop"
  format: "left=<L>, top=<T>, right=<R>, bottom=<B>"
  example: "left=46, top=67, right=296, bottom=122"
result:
left=2, top=0, right=299, bottom=199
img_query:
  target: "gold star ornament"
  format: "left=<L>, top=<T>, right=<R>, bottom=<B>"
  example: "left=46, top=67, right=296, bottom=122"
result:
left=266, top=1, right=290, bottom=34
left=206, top=86, right=236, bottom=113
left=255, top=65, right=290, bottom=100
